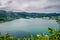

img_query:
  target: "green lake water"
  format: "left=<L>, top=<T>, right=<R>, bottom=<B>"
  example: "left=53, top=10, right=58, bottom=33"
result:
left=0, top=18, right=60, bottom=37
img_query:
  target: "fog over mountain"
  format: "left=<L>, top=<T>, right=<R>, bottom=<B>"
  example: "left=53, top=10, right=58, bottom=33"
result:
left=0, top=0, right=60, bottom=13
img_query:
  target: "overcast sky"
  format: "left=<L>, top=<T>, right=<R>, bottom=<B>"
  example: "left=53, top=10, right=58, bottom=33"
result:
left=0, top=0, right=60, bottom=13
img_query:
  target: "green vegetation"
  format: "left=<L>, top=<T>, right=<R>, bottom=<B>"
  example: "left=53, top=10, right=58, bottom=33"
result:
left=0, top=10, right=60, bottom=23
left=0, top=28, right=60, bottom=40
left=56, top=16, right=60, bottom=24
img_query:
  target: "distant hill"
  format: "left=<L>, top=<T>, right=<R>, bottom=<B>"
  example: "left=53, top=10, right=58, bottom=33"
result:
left=0, top=10, right=60, bottom=23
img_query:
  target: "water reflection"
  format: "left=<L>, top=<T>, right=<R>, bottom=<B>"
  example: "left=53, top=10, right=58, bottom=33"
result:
left=0, top=17, right=60, bottom=37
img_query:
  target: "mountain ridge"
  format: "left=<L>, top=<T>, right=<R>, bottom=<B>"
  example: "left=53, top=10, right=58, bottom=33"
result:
left=0, top=10, right=60, bottom=23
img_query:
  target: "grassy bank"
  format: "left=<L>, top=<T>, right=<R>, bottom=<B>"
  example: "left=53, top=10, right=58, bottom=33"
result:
left=0, top=28, right=60, bottom=40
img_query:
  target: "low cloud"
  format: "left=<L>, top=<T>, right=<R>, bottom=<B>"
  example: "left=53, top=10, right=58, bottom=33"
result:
left=0, top=0, right=60, bottom=13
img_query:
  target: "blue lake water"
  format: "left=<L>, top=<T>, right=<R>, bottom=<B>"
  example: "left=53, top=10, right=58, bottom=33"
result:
left=0, top=18, right=60, bottom=38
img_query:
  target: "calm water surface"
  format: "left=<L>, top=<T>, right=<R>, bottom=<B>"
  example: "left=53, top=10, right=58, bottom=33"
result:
left=0, top=18, right=60, bottom=37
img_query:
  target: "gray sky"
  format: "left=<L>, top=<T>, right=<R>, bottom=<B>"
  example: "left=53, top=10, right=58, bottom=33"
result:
left=0, top=0, right=60, bottom=13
